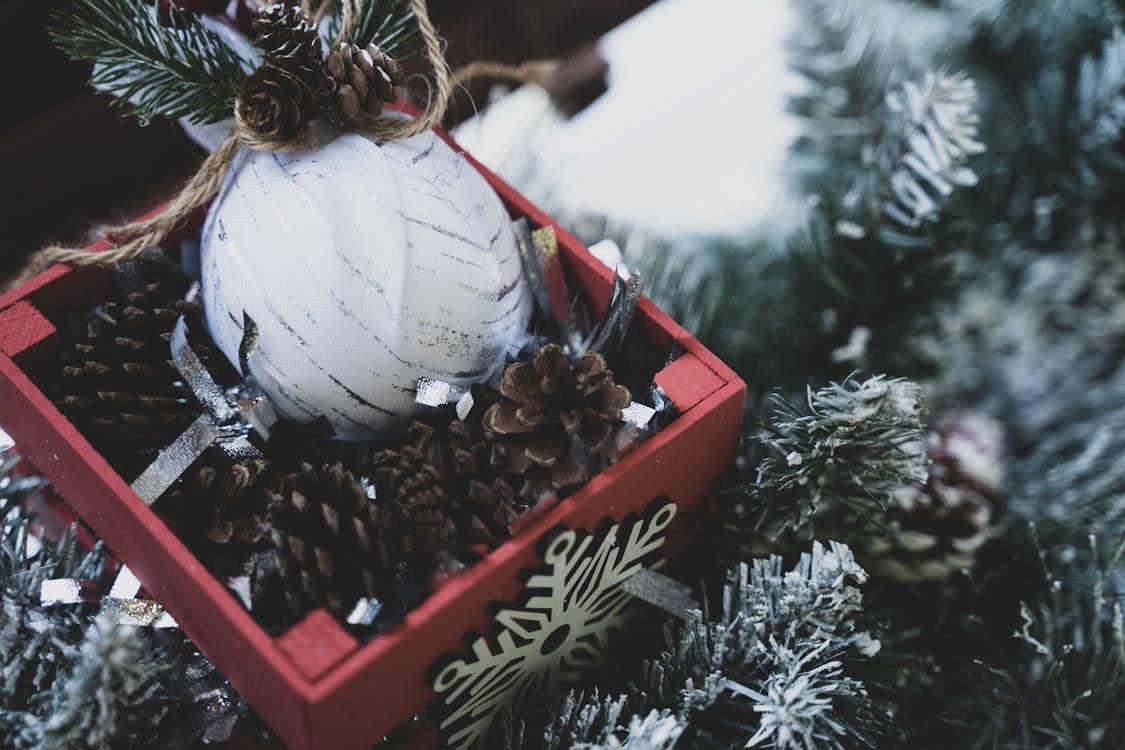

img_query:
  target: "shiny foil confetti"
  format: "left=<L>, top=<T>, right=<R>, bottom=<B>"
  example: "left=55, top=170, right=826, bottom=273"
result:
left=346, top=597, right=383, bottom=626
left=228, top=576, right=253, bottom=610
left=621, top=401, right=657, bottom=429
left=99, top=597, right=171, bottom=627
left=109, top=565, right=142, bottom=599
left=415, top=377, right=467, bottom=408
left=40, top=578, right=97, bottom=605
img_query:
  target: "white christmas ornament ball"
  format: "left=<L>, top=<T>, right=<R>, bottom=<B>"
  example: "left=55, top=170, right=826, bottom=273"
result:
left=200, top=128, right=532, bottom=441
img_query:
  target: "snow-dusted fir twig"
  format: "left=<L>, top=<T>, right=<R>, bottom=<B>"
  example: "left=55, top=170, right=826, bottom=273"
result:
left=876, top=71, right=985, bottom=238
left=973, top=532, right=1125, bottom=749
left=15, top=616, right=171, bottom=750
left=502, top=542, right=881, bottom=750
left=1023, top=27, right=1125, bottom=197
left=572, top=711, right=684, bottom=750
left=742, top=374, right=928, bottom=539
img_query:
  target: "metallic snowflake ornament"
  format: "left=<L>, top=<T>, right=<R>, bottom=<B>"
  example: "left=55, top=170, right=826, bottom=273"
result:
left=431, top=499, right=678, bottom=750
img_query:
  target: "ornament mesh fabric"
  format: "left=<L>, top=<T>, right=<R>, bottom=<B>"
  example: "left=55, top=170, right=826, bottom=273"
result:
left=200, top=127, right=532, bottom=440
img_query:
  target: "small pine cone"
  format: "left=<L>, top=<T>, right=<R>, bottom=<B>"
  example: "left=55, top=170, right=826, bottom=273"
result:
left=371, top=421, right=528, bottom=557
left=252, top=3, right=323, bottom=68
left=446, top=420, right=531, bottom=537
left=372, top=422, right=456, bottom=559
left=156, top=455, right=281, bottom=575
left=52, top=282, right=230, bottom=480
left=482, top=344, right=631, bottom=489
left=323, top=42, right=404, bottom=122
left=260, top=462, right=385, bottom=623
left=869, top=411, right=1003, bottom=583
left=237, top=62, right=320, bottom=141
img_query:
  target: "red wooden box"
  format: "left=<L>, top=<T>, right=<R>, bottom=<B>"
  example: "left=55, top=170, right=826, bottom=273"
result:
left=0, top=132, right=745, bottom=750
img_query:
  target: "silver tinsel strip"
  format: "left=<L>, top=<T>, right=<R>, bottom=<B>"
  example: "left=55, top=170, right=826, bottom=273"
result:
left=132, top=315, right=271, bottom=504
left=620, top=569, right=698, bottom=620
left=170, top=317, right=234, bottom=424
left=131, top=415, right=220, bottom=505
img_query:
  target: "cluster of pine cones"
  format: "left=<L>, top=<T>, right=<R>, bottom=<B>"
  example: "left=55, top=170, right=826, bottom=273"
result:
left=48, top=265, right=634, bottom=634
left=236, top=4, right=405, bottom=141
left=50, top=278, right=234, bottom=481
left=156, top=344, right=632, bottom=633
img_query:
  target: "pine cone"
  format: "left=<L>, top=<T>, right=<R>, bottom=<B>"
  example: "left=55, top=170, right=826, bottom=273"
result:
left=52, top=282, right=229, bottom=480
left=323, top=41, right=404, bottom=122
left=371, top=421, right=522, bottom=558
left=869, top=411, right=1003, bottom=583
left=252, top=3, right=322, bottom=68
left=155, top=454, right=281, bottom=576
left=237, top=62, right=320, bottom=141
left=482, top=344, right=631, bottom=489
left=258, top=462, right=385, bottom=622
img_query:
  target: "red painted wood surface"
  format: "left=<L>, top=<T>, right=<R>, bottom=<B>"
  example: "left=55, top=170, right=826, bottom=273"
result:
left=0, top=123, right=746, bottom=750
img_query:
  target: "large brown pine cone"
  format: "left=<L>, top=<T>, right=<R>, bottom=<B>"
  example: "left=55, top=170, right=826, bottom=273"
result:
left=52, top=282, right=229, bottom=480
left=257, top=462, right=385, bottom=623
left=323, top=41, right=404, bottom=122
left=237, top=62, right=320, bottom=141
left=482, top=344, right=631, bottom=489
left=869, top=411, right=1003, bottom=583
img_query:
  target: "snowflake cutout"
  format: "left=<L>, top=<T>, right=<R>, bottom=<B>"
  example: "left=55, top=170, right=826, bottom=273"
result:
left=431, top=499, right=678, bottom=750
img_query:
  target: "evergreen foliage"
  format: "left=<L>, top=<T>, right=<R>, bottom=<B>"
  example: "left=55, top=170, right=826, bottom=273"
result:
left=968, top=534, right=1125, bottom=749
left=322, top=0, right=418, bottom=54
left=501, top=542, right=880, bottom=750
left=49, top=0, right=250, bottom=124
left=736, top=374, right=928, bottom=541
left=0, top=452, right=241, bottom=749
left=16, top=617, right=171, bottom=750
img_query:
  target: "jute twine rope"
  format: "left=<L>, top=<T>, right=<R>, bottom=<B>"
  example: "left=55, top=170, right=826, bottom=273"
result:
left=20, top=0, right=554, bottom=283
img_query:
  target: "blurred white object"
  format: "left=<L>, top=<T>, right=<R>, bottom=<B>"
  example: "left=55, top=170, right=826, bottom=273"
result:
left=588, top=239, right=630, bottom=278
left=454, top=0, right=802, bottom=236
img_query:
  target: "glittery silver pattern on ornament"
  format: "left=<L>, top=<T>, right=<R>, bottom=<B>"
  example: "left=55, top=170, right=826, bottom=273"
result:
left=200, top=128, right=532, bottom=441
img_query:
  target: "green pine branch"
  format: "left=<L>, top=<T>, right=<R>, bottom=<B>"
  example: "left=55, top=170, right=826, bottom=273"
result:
left=49, top=0, right=250, bottom=125
left=323, top=0, right=419, bottom=55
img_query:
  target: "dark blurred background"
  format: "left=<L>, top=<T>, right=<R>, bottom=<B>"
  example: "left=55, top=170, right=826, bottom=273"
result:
left=0, top=0, right=655, bottom=288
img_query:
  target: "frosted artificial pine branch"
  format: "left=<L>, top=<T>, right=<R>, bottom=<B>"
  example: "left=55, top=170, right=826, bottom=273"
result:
left=745, top=374, right=928, bottom=538
left=18, top=616, right=171, bottom=750
left=503, top=542, right=880, bottom=749
left=1, top=462, right=107, bottom=749
left=974, top=532, right=1125, bottom=748
left=572, top=711, right=684, bottom=750
left=723, top=542, right=870, bottom=649
left=878, top=71, right=984, bottom=233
